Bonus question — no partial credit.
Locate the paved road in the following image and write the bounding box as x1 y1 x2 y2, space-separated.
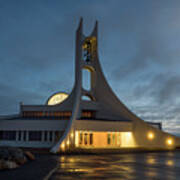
1 152 180 180
0 154 57 180
50 152 180 180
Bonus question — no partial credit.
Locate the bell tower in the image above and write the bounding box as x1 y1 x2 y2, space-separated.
74 18 98 103
51 18 134 153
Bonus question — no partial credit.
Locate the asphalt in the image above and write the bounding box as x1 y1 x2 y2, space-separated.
0 154 57 180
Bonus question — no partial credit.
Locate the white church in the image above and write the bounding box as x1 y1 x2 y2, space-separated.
0 19 180 153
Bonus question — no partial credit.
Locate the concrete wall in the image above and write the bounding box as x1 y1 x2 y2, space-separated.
74 119 132 132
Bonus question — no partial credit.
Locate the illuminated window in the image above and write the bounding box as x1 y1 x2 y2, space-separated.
75 131 79 147
117 132 121 145
112 133 116 145
107 133 111 145
90 133 93 145
84 133 88 145
82 37 97 62
47 92 68 106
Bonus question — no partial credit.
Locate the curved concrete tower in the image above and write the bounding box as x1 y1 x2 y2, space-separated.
50 18 180 153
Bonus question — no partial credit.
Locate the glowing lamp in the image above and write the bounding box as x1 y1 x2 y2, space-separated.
147 132 154 140
166 138 173 146
61 143 65 150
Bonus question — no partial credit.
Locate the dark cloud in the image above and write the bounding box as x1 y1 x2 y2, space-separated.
0 0 180 134
132 73 180 105
0 82 44 114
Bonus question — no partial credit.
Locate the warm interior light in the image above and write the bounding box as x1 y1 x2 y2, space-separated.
166 138 173 146
47 92 68 105
75 131 79 147
67 140 70 145
71 132 74 138
74 131 136 148
147 132 154 140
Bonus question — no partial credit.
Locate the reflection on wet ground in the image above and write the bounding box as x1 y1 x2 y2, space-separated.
50 151 180 180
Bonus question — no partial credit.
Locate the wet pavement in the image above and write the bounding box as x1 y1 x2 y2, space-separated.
50 151 180 180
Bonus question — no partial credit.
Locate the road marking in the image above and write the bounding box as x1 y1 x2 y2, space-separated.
43 165 58 180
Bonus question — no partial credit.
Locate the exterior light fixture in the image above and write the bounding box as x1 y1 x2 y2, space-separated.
61 142 65 150
147 132 154 140
166 138 173 146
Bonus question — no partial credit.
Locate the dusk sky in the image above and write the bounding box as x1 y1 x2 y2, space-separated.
0 0 180 135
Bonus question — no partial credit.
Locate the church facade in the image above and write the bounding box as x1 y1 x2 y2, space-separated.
0 19 180 153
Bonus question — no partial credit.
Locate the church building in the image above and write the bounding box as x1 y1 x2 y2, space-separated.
0 19 180 153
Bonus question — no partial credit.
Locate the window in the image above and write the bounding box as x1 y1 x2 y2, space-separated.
49 131 53 141
18 131 21 141
44 131 47 141
84 133 88 145
112 133 116 145
117 132 121 145
82 39 92 62
0 131 16 141
89 133 93 145
29 131 41 141
107 133 111 145
23 131 26 141
82 69 91 91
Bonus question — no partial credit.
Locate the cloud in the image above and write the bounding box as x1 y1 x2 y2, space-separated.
0 0 180 134
0 82 44 114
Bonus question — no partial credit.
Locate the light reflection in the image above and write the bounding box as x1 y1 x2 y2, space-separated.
56 153 178 180
60 156 65 162
60 142 65 151
69 158 75 163
147 158 156 165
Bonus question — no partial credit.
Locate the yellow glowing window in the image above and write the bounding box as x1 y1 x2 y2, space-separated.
47 92 68 106
117 132 121 145
89 133 93 145
112 133 116 145
84 133 88 145
107 133 111 145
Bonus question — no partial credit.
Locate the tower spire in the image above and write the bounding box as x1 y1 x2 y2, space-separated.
91 20 98 37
